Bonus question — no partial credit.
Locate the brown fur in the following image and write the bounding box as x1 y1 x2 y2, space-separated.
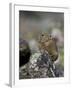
38 33 58 62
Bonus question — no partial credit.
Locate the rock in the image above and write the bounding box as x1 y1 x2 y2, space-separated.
29 39 40 53
19 52 64 79
19 39 31 67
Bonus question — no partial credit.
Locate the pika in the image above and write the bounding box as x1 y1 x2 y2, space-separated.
38 33 58 62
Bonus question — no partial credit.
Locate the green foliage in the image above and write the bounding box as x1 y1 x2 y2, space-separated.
60 48 64 67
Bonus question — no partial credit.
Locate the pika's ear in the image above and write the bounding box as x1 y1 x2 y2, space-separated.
38 34 41 43
49 34 51 37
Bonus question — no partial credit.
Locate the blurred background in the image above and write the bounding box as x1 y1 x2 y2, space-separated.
19 11 64 77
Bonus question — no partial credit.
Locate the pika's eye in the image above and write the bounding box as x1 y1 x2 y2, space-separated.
41 34 44 36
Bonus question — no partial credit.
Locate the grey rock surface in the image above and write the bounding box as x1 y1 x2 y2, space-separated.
19 52 64 79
